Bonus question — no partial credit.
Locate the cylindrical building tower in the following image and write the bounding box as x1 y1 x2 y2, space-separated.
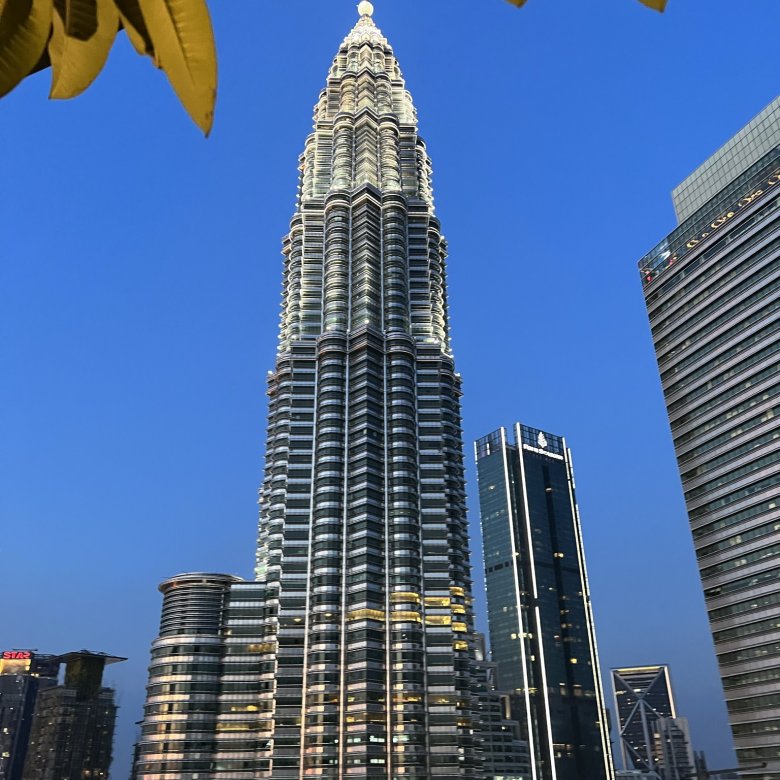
134 573 241 777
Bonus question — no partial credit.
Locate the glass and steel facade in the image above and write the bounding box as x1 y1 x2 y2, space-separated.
671 99 780 224
639 99 780 778
475 425 613 780
611 665 688 777
135 5 479 779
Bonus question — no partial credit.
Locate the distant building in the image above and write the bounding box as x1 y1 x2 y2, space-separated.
694 752 740 780
0 651 59 780
612 666 695 780
654 717 696 780
613 666 676 773
638 96 780 778
473 635 532 780
22 650 125 780
475 424 614 780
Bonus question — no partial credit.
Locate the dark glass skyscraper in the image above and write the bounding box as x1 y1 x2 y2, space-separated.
135 5 480 779
639 96 780 778
475 425 613 780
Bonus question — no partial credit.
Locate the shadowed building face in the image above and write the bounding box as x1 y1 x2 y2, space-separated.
475 425 614 780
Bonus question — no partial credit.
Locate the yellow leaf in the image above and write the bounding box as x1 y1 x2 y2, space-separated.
48 0 118 99
114 0 153 58
137 0 216 135
0 0 53 97
505 0 529 5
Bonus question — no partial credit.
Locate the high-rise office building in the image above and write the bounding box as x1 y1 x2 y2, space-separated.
0 651 59 780
21 650 124 780
135 4 480 779
639 97 780 778
612 663 696 780
653 718 696 780
612 665 676 775
475 425 613 780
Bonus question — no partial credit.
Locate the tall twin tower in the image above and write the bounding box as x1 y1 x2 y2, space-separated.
135 5 478 779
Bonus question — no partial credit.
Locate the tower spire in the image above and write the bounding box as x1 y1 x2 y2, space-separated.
134 9 479 780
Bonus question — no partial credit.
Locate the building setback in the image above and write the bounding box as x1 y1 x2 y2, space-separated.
475 424 613 780
134 4 480 779
638 96 780 778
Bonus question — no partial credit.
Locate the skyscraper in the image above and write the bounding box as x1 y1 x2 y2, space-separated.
0 651 59 780
21 651 124 780
474 425 613 780
653 717 696 780
639 97 780 779
134 4 479 778
612 665 695 780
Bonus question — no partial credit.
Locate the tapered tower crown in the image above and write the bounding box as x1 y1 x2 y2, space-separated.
279 6 448 351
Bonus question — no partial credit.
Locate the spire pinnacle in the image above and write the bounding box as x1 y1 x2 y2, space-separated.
357 1 374 17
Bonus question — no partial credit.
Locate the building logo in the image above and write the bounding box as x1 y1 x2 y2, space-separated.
0 651 34 676
537 431 548 449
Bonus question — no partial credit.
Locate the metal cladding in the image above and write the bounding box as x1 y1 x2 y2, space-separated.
136 574 241 777
612 665 677 774
639 98 780 779
135 7 479 780
221 8 477 778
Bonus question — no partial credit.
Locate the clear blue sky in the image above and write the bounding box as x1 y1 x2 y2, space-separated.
1 1 778 775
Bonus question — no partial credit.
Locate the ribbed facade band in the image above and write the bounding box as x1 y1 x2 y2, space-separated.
639 98 780 778
134 6 480 779
136 574 240 775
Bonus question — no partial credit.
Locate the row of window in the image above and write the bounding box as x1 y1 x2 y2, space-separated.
698 519 780 560
662 300 780 387
682 420 780 481
657 256 780 363
686 446 780 502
